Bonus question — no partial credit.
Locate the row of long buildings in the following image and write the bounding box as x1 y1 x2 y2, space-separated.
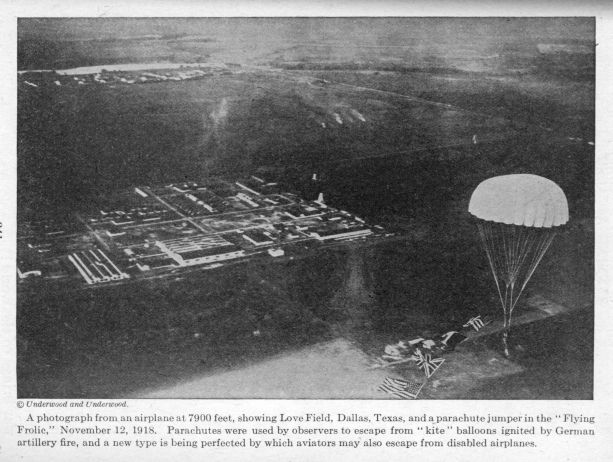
67 249 130 285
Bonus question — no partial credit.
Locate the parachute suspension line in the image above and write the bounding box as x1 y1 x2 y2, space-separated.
504 224 515 285
509 230 531 311
493 223 514 311
478 223 557 318
501 224 511 285
512 226 529 285
506 224 532 289
477 222 505 311
509 227 517 283
499 224 515 327
489 223 504 286
501 227 511 281
502 226 515 326
513 225 522 277
504 281 514 333
509 225 517 282
511 231 556 312
514 227 535 288
496 223 510 286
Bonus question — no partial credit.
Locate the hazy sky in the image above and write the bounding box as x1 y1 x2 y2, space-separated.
18 17 594 44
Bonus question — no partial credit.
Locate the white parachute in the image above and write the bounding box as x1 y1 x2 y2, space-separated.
469 174 569 356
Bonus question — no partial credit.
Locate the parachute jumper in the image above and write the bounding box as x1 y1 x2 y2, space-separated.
468 174 569 357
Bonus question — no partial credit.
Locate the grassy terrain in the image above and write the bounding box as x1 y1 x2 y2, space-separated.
18 71 514 214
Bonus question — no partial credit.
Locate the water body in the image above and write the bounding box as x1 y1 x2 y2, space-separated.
18 62 226 76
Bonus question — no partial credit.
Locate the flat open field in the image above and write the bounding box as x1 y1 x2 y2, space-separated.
18 70 516 215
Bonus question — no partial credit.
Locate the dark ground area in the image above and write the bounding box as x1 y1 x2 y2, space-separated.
16 18 594 398
466 310 594 399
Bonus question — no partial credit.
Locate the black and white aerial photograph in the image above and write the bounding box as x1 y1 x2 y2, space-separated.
16 17 594 399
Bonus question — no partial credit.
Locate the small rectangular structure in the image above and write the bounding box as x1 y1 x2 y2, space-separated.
17 268 42 279
242 229 274 246
135 254 177 271
235 192 259 208
235 181 262 196
310 226 373 241
171 181 207 193
285 204 325 219
134 187 148 198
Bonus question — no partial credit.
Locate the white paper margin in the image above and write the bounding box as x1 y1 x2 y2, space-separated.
1 1 612 461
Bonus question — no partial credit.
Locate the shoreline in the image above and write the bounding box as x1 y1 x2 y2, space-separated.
18 61 227 76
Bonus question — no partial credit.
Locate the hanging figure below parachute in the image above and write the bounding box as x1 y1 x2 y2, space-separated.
468 174 569 358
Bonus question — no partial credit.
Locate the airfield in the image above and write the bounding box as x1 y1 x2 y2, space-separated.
17 18 594 398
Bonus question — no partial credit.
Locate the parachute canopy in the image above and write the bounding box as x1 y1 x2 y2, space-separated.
468 174 569 356
468 174 569 228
